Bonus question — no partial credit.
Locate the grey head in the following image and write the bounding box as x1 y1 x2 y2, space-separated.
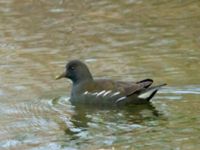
56 60 93 84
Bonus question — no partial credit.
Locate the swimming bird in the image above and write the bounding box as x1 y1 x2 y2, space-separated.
56 60 166 106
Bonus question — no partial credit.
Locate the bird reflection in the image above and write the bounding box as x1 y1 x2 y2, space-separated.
64 102 163 138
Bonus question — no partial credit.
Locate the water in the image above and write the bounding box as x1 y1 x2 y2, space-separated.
0 0 200 149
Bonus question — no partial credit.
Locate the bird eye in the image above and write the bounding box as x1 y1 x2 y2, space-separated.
69 66 75 71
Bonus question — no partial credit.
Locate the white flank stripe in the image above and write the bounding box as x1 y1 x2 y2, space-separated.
117 96 126 101
103 90 112 97
96 90 106 97
111 92 120 97
115 96 126 103
91 92 98 96
84 91 89 95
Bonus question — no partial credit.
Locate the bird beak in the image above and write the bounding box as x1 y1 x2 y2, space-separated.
55 72 66 80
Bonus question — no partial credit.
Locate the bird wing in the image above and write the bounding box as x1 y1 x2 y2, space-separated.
116 79 153 96
88 78 153 97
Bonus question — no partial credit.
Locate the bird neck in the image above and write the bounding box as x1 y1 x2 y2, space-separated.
72 72 93 85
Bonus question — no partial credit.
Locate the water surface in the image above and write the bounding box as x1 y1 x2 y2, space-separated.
0 0 200 149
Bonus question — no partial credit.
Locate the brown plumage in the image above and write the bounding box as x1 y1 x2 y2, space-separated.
56 60 166 106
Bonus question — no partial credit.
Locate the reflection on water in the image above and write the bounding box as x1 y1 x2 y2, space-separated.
0 0 200 149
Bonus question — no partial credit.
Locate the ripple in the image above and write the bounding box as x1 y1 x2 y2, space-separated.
162 86 200 95
0 139 20 148
0 96 76 142
49 8 65 13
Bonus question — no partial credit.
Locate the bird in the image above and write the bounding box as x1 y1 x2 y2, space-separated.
56 60 166 106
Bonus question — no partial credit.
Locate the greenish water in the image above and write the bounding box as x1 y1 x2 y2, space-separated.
0 0 200 149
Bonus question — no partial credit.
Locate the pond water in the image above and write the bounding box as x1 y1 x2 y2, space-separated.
0 0 200 149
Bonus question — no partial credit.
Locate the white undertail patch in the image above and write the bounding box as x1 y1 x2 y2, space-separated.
138 89 156 99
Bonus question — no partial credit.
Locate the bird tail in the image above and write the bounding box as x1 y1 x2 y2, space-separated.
138 83 167 101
